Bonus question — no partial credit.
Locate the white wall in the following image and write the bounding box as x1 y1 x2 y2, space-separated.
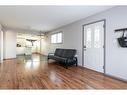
46 6 127 80
0 25 3 62
0 29 1 60
40 37 47 55
3 30 17 59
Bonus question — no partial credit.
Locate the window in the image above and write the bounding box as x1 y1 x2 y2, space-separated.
51 32 62 43
51 34 57 43
94 26 100 48
86 28 92 48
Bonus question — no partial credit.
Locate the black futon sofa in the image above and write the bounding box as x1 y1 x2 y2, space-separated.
47 48 78 68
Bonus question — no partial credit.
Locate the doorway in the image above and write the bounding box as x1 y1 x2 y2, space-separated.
83 20 105 73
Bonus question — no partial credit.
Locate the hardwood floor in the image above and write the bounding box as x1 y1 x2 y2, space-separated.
0 54 127 89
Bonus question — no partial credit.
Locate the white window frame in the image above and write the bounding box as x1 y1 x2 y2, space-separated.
51 32 63 44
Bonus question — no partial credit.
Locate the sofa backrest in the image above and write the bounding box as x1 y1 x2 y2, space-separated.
54 49 64 57
54 48 76 58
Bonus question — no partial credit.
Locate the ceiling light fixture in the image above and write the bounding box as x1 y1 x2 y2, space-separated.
26 39 37 46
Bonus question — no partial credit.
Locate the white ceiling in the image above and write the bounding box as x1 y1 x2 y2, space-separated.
0 6 114 33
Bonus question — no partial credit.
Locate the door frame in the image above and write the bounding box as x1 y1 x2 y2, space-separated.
82 19 106 74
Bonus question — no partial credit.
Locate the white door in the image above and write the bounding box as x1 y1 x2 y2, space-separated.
83 21 104 73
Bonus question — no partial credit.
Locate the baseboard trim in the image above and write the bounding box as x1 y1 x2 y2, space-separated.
32 52 41 54
4 58 16 60
105 73 127 83
79 66 127 83
78 66 104 75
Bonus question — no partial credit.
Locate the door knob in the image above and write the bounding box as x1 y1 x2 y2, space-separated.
84 45 86 48
84 45 86 51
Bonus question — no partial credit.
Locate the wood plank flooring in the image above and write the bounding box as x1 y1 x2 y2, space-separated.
0 54 127 89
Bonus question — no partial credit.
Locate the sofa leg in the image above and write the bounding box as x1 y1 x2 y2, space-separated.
75 58 78 67
65 64 68 69
76 62 78 67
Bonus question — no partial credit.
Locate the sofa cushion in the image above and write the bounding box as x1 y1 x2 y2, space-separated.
55 56 67 62
48 55 67 62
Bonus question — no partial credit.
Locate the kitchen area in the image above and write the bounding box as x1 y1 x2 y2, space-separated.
16 33 42 55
